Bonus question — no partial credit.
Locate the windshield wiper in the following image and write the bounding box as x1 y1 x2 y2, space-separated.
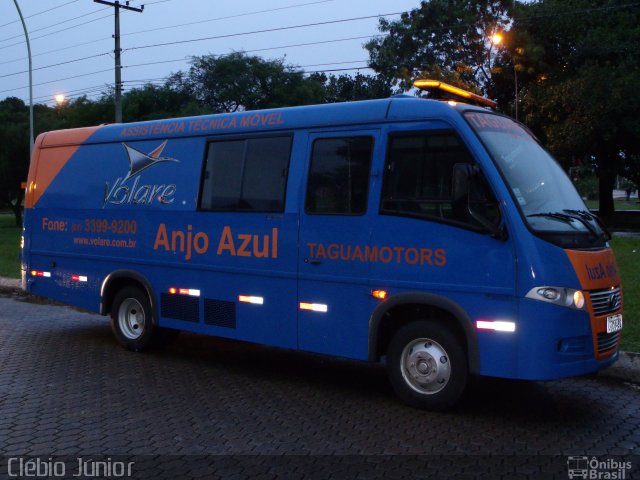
527 211 597 238
527 212 576 225
527 211 602 239
563 209 611 240
561 209 600 238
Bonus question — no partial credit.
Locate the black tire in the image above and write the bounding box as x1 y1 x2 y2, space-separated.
110 286 178 352
387 319 468 411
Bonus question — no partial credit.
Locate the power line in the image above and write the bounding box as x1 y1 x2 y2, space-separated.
0 37 112 67
124 11 406 52
0 68 113 95
0 0 337 51
120 0 337 38
239 35 378 56
0 13 112 52
35 85 108 103
34 84 108 102
7 2 639 105
0 34 383 97
40 59 372 101
0 0 338 65
0 7 111 43
0 52 111 79
0 11 394 82
0 0 82 29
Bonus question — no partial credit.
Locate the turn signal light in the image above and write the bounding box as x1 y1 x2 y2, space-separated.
31 270 51 277
372 290 388 300
169 287 200 297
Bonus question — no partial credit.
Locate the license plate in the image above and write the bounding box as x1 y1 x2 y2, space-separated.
606 314 623 334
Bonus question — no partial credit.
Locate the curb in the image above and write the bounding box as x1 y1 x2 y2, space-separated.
598 352 640 384
0 277 20 289
1 276 638 385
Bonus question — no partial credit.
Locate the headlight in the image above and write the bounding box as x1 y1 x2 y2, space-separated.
525 286 585 310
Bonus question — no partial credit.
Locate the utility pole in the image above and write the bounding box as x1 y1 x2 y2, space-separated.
94 0 143 123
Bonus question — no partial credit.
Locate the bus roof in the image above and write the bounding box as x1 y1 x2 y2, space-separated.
37 97 488 148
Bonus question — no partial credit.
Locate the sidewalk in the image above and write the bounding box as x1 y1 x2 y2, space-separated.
1 276 637 384
0 276 19 289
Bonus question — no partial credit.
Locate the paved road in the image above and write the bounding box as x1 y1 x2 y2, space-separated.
0 293 638 479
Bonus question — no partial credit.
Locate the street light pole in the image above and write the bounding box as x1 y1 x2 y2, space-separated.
12 0 33 155
514 63 518 121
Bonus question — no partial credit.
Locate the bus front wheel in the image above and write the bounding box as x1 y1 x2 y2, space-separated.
110 286 176 352
387 320 468 410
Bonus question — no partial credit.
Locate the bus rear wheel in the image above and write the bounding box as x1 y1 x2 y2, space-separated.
110 286 177 351
387 320 468 410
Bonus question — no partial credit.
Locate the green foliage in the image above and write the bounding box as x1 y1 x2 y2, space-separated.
0 214 21 278
622 154 640 194
510 0 640 219
573 174 599 201
122 83 199 121
173 52 325 113
314 72 393 103
611 237 640 352
365 0 513 93
0 98 30 226
364 0 640 220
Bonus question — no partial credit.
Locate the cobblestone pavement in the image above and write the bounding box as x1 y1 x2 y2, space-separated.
0 293 638 479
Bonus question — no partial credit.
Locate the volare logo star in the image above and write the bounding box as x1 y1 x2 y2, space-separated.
103 140 179 207
121 140 178 180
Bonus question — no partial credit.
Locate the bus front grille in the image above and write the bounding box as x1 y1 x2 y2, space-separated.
597 331 620 354
589 287 622 316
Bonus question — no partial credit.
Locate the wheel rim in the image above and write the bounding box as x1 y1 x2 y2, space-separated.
400 338 451 395
118 298 145 340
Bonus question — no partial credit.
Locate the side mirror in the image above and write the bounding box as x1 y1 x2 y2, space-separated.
452 163 507 240
451 163 474 202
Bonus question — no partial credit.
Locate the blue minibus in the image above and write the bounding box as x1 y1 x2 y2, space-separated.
22 81 623 409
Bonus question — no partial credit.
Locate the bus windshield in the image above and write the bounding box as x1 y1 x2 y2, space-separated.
464 111 607 247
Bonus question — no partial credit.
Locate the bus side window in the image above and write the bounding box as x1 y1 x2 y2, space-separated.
305 137 374 215
380 131 497 230
199 136 292 212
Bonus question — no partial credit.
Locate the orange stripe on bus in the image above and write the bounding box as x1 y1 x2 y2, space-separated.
565 248 620 291
25 126 100 208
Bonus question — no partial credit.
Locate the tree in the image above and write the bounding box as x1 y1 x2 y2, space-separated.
173 52 326 113
315 72 393 103
0 98 30 226
510 0 640 220
366 0 640 221
365 0 513 94
122 83 200 121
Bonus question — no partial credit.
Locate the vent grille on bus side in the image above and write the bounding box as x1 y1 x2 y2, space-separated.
589 287 622 316
597 331 620 354
204 299 236 329
160 293 199 322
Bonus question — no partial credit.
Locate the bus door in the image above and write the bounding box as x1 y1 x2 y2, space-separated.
297 130 381 359
372 125 517 362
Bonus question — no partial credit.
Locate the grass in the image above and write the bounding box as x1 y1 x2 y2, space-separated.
0 213 20 278
610 237 640 352
1 213 638 351
585 198 640 210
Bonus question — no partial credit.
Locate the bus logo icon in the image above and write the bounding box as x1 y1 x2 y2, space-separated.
567 456 589 479
103 141 179 207
122 140 178 180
